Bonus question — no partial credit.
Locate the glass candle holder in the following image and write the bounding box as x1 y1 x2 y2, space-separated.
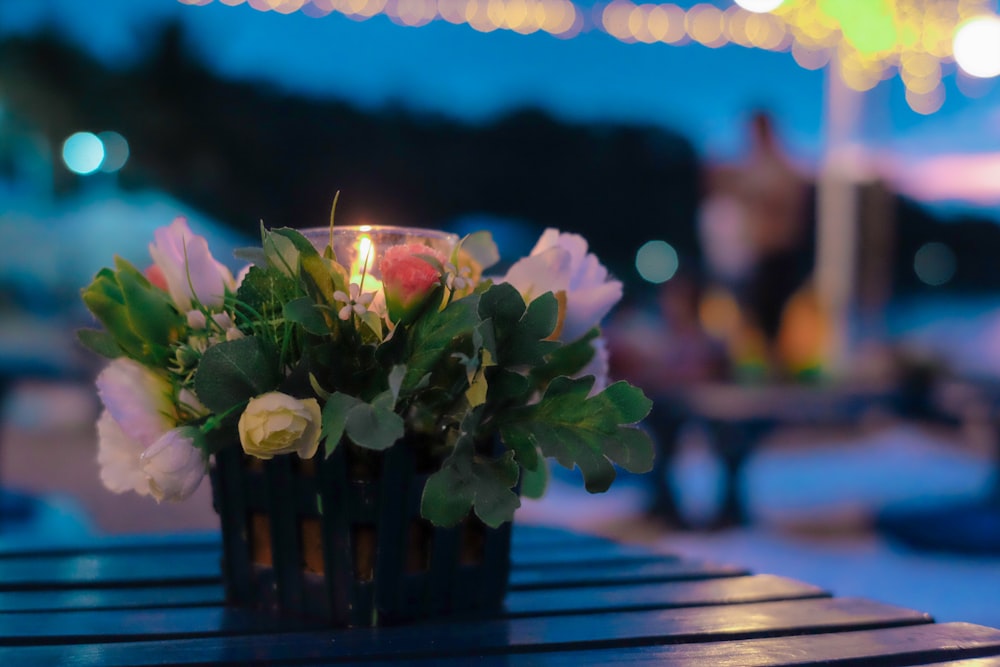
300 225 459 294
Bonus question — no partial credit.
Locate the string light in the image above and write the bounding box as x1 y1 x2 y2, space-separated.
180 0 999 114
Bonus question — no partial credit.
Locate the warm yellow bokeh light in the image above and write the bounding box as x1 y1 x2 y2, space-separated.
437 0 466 23
193 0 1000 116
954 15 1000 78
687 4 725 47
906 84 945 114
791 40 829 69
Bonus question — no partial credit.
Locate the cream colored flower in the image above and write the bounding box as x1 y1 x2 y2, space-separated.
238 392 322 460
140 427 206 502
149 217 235 311
502 228 622 342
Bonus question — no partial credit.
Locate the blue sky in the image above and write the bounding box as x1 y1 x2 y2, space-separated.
2 0 1000 199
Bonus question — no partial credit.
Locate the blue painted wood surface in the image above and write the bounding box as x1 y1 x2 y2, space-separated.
0 523 996 666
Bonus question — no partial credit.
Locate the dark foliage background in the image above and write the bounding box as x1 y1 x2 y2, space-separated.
2 23 999 297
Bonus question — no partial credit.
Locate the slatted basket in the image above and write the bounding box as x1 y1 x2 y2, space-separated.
209 437 514 627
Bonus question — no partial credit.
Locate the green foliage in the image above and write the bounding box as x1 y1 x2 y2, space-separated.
500 377 654 494
421 432 520 528
479 283 558 367
401 291 480 394
76 328 124 359
79 258 182 367
321 391 404 453
193 336 281 415
457 231 500 271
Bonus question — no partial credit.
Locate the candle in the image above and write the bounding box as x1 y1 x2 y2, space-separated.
300 224 459 297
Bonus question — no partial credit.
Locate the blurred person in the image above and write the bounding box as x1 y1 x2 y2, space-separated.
606 271 728 393
698 111 815 380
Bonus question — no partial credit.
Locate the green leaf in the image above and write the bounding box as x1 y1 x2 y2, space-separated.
81 271 147 360
478 284 558 368
505 291 559 366
532 328 598 383
113 257 181 349
387 365 406 404
520 456 549 499
261 226 301 277
499 421 539 470
371 389 395 412
458 231 500 271
270 227 321 256
233 246 266 266
402 292 481 393
601 381 655 425
499 376 654 494
321 392 357 458
284 297 329 335
76 328 124 359
601 427 655 475
300 253 347 308
359 310 384 342
488 368 531 405
193 336 280 414
477 283 525 341
344 401 404 451
420 440 520 527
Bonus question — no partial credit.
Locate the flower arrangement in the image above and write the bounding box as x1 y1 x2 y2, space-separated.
80 216 654 528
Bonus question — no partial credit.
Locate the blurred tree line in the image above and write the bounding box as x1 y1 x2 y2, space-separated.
0 25 698 288
2 24 999 297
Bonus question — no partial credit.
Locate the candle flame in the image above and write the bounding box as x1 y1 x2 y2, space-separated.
351 234 382 294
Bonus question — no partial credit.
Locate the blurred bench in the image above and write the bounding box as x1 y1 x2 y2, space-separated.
646 379 969 529
0 319 93 532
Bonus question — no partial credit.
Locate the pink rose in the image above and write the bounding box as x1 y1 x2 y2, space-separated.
380 243 446 323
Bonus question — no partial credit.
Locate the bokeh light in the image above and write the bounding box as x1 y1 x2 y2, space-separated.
97 131 129 173
635 240 679 284
62 132 105 175
734 0 783 14
913 241 957 286
193 0 1000 116
953 15 1000 78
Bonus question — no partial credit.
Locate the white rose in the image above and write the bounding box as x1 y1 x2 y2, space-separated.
95 358 177 496
96 410 151 496
96 358 175 451
141 427 206 502
149 217 235 311
502 228 623 342
238 392 322 460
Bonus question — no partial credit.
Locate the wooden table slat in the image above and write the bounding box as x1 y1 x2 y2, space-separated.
0 548 746 591
0 574 825 616
0 524 994 666
0 597 930 655
504 574 828 616
354 622 1000 667
0 523 604 559
4 620 982 667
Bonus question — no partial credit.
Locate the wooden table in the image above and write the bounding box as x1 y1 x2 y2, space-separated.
1 525 999 665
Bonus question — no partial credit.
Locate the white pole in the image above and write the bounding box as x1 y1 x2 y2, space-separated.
815 54 862 377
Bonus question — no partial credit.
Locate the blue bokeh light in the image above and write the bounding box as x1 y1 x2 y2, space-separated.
62 132 105 175
635 240 679 283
